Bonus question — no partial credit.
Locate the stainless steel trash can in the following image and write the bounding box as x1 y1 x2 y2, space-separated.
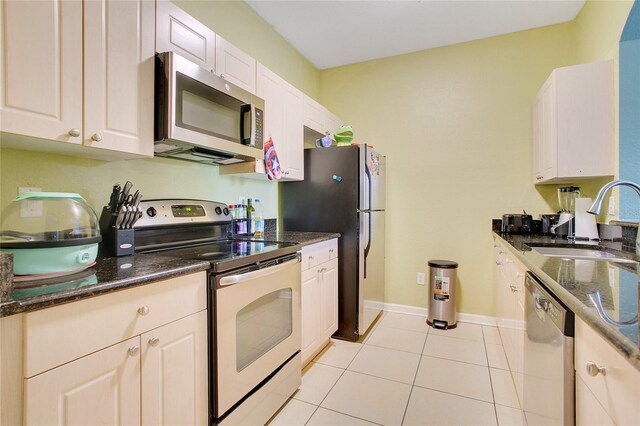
427 259 458 329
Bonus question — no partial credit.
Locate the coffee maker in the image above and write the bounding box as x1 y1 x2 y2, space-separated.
551 186 580 237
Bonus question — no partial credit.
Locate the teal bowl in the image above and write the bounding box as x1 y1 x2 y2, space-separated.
2 243 98 276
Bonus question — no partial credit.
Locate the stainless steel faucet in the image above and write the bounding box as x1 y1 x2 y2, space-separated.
587 179 640 252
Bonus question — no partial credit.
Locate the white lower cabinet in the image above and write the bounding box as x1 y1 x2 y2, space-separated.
21 272 208 426
25 337 141 425
301 239 339 366
493 240 526 407
574 317 640 426
141 311 208 426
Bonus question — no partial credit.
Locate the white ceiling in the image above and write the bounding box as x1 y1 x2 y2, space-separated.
246 0 586 70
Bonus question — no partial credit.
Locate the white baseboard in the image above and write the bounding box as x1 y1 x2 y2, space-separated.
382 302 497 327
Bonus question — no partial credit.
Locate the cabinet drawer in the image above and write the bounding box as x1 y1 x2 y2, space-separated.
575 317 640 425
24 272 206 378
301 239 338 270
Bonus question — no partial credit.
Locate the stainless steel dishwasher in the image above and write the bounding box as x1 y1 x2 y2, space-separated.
523 272 575 426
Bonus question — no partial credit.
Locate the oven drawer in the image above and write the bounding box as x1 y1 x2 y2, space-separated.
301 239 338 271
24 272 207 378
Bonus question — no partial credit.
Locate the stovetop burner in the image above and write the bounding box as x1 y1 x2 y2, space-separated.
148 239 299 272
132 199 299 272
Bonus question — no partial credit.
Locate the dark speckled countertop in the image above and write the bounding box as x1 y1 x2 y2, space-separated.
495 232 639 372
0 231 339 318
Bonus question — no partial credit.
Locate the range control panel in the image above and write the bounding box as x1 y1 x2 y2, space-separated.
134 199 231 228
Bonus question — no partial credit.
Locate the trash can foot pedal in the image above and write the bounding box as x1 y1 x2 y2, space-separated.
433 320 448 330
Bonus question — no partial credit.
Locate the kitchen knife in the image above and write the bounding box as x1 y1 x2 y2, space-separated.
118 181 133 208
108 184 121 213
115 205 127 229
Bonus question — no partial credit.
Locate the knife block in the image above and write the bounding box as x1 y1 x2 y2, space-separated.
100 227 135 257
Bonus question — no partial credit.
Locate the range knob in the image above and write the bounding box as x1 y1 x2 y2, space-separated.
215 207 222 215
223 208 229 216
146 207 157 217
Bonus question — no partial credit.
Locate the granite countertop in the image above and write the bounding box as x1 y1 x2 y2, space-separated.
0 231 340 318
256 231 340 246
494 232 639 372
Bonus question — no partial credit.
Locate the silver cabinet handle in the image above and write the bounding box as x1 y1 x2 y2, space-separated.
148 337 160 347
509 284 517 293
585 361 607 377
68 128 80 137
137 306 150 316
128 346 140 357
91 133 102 142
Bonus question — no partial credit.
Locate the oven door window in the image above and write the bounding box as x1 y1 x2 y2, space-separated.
236 288 293 372
175 72 249 143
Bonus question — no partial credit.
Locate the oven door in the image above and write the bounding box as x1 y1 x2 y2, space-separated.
213 254 301 418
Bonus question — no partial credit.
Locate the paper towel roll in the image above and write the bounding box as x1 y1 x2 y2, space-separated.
575 197 599 240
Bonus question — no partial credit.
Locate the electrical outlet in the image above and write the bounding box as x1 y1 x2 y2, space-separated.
607 196 616 215
18 186 42 218
417 272 425 285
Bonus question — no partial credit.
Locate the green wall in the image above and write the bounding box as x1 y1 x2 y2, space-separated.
319 0 633 316
0 1 321 218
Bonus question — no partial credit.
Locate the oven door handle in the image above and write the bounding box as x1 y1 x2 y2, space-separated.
219 257 301 287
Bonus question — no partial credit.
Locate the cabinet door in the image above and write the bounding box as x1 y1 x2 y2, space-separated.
303 95 326 134
24 337 141 425
320 259 339 340
576 376 615 426
257 63 284 157
539 78 557 181
216 35 257 94
301 268 321 366
83 0 154 156
142 311 208 426
0 0 82 143
325 111 343 137
282 82 304 180
156 0 216 72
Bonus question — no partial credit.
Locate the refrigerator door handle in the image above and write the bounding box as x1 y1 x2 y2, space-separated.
364 211 372 278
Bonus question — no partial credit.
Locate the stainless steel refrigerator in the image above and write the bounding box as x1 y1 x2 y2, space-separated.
282 145 385 341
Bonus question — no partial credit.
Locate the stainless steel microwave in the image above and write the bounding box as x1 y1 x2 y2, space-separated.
154 52 264 165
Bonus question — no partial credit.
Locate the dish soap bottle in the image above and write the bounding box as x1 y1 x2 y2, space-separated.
253 199 265 237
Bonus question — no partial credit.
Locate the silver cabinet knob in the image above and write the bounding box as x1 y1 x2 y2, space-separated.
509 284 517 293
495 260 503 265
220 74 226 79
128 346 140 357
90 133 102 142
585 361 607 377
148 337 160 347
309 256 314 260
68 128 80 137
329 249 334 254
137 306 150 316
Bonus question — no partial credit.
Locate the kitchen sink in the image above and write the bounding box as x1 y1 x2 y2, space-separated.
529 246 638 264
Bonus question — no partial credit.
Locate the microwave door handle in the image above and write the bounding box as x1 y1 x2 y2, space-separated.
239 103 252 145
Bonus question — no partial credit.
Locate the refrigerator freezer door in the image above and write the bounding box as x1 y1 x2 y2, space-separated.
359 210 385 335
360 146 386 211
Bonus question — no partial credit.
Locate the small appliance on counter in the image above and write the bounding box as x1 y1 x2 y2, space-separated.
552 186 580 237
0 193 101 277
540 214 561 235
502 214 533 234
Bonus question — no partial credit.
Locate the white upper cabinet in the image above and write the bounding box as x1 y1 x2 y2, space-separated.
255 63 304 181
84 0 154 156
215 35 257 94
303 95 327 134
0 0 154 158
325 111 344 138
532 60 614 184
0 0 83 144
282 82 304 180
156 0 216 72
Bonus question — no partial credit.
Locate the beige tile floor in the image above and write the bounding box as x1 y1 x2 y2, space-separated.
269 312 526 426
